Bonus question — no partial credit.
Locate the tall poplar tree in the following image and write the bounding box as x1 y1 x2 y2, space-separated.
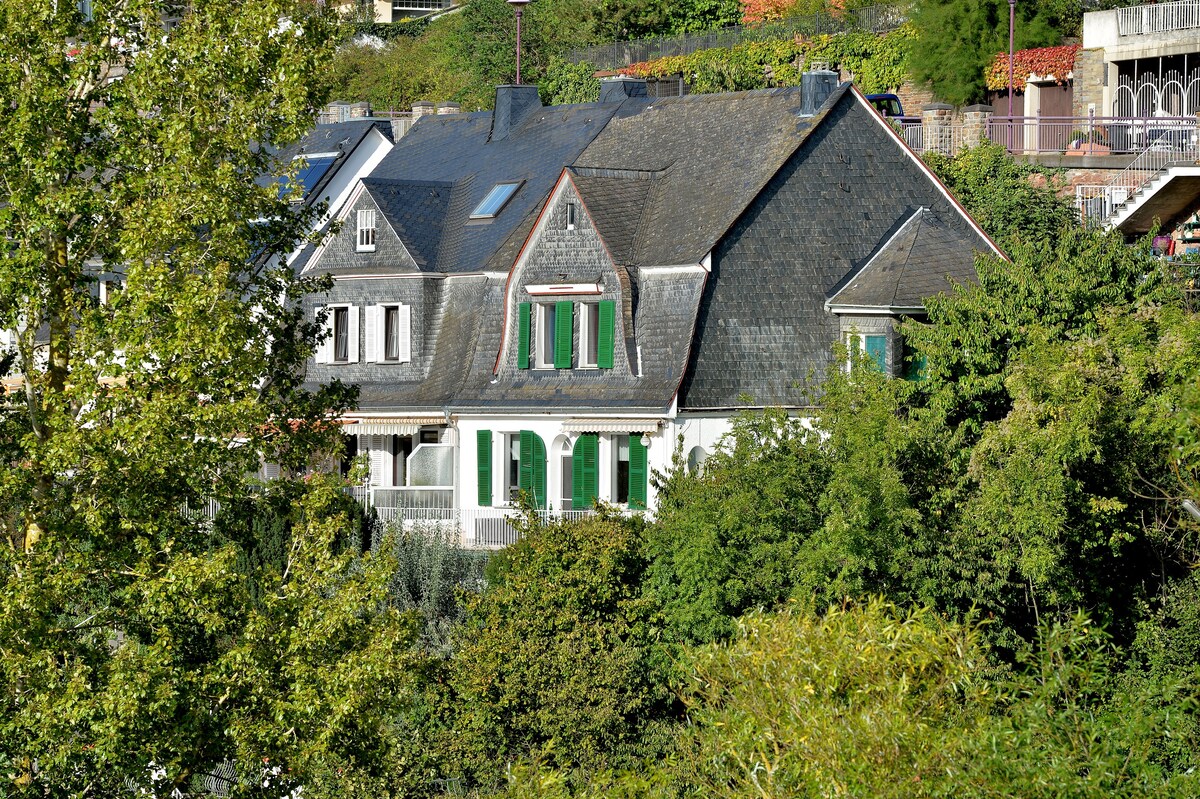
0 0 416 794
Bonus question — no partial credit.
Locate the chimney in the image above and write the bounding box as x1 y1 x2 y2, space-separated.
412 101 435 122
599 76 648 104
349 101 371 119
800 70 838 116
436 102 461 115
490 84 542 142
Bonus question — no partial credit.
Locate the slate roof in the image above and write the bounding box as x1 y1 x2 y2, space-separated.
826 208 980 310
274 120 392 209
676 89 999 410
308 82 999 415
362 103 623 273
361 178 455 269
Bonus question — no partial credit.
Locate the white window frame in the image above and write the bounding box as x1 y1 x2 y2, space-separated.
356 209 377 252
315 304 359 364
534 302 557 370
611 433 631 506
565 201 576 231
504 433 522 504
578 302 599 368
845 330 888 375
364 303 411 363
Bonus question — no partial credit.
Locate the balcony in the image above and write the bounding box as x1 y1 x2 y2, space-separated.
346 486 641 549
909 115 1198 157
1117 0 1200 36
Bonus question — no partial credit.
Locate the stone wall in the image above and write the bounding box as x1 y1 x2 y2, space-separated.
1073 48 1106 118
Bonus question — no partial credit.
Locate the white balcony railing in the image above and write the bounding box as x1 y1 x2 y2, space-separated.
1117 0 1200 36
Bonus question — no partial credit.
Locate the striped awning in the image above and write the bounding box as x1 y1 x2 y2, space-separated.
342 416 445 436
561 418 662 434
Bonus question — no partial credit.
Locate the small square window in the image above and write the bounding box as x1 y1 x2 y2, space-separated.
356 209 376 252
846 332 887 373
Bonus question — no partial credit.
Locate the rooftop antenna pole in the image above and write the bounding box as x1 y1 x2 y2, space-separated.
1008 0 1016 118
508 0 531 85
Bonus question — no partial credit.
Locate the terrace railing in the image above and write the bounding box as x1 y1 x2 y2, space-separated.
912 115 1197 157
1075 138 1200 225
1117 0 1200 36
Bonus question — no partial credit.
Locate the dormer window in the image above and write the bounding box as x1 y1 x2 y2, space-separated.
356 209 377 252
470 181 522 219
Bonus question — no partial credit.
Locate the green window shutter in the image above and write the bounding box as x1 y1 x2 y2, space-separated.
531 433 547 510
519 429 533 497
572 434 598 509
476 430 492 507
597 300 615 369
903 350 927 382
518 430 547 509
554 300 573 369
865 335 887 373
628 434 648 510
517 302 531 369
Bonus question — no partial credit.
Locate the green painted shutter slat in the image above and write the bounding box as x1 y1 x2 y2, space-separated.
628 434 647 510
531 433 547 509
554 300 573 369
517 302 531 369
572 437 585 509
865 335 887 373
476 430 492 507
517 430 547 509
571 434 598 509
597 300 615 369
519 430 533 498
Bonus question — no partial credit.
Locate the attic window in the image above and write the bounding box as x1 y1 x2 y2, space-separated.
470 181 522 219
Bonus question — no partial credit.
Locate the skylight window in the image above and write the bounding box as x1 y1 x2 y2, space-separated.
469 181 523 219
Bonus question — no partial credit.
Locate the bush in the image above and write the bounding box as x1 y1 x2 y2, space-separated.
441 510 678 790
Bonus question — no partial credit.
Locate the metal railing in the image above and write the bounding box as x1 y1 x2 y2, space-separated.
566 2 909 70
911 115 1198 157
1117 0 1200 36
1075 138 1200 225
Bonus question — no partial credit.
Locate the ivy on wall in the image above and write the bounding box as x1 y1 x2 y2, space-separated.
613 23 916 95
983 44 1079 91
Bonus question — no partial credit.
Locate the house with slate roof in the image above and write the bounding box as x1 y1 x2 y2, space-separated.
296 75 1001 547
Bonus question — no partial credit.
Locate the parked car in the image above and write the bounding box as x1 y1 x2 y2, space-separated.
865 93 917 123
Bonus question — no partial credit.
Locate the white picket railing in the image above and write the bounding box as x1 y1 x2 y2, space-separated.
1117 0 1200 36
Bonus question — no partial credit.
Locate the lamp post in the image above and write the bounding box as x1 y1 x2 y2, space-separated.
508 0 531 85
1008 0 1016 118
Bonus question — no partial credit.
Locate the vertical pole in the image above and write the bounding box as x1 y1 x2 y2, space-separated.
1008 0 1016 119
511 6 520 84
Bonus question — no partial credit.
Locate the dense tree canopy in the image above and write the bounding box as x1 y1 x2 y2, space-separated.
0 0 416 793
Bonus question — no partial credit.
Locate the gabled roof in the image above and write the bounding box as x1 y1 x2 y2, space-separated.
571 85 847 267
363 104 624 273
274 120 392 208
360 178 455 269
826 207 979 311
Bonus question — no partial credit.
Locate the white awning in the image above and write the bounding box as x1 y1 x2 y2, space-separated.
561 418 662 434
343 416 445 436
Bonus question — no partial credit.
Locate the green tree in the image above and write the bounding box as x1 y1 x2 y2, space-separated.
646 409 831 644
0 0 417 793
923 142 1077 250
909 0 1065 105
442 510 676 790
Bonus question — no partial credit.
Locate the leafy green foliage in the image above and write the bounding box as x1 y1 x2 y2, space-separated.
0 0 419 793
909 0 1067 105
539 57 603 105
442 510 677 789
646 409 830 644
923 142 1077 250
591 0 742 40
